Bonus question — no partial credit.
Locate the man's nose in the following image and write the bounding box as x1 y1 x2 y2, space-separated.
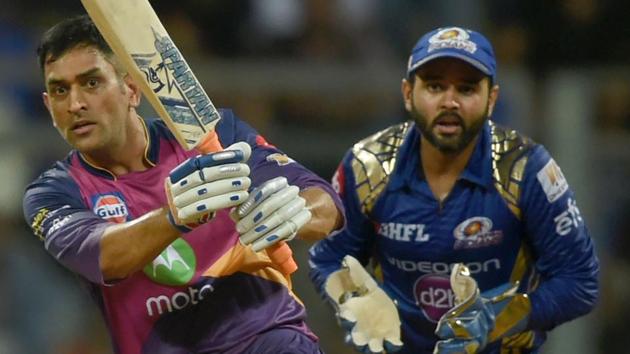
68 87 87 114
440 87 460 110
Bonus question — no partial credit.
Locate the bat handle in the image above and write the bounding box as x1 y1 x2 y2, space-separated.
197 131 298 275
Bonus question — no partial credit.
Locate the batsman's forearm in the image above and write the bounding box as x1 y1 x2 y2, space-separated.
298 187 343 242
100 207 180 281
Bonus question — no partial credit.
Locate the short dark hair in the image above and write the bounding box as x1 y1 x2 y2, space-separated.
37 14 114 73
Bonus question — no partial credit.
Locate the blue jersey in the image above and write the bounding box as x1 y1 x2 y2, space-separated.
309 121 599 353
23 110 338 354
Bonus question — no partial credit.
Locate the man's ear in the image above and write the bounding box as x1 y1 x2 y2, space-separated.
401 78 413 112
124 74 141 108
42 92 57 127
487 84 500 117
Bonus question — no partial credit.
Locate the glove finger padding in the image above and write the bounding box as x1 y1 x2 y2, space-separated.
169 163 250 196
235 176 312 251
325 255 403 354
249 209 311 252
239 197 306 244
165 142 252 232
172 177 251 208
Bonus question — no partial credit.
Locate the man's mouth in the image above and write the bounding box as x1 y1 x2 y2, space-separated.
434 115 463 135
71 121 96 135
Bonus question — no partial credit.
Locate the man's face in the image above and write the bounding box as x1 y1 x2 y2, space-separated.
402 57 498 154
42 46 139 154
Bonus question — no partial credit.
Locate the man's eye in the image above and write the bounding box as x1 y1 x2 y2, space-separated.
459 86 476 95
427 83 442 92
87 79 99 88
53 86 67 96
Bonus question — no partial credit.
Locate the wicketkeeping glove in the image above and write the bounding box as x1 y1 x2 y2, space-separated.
165 142 252 233
234 176 311 252
433 264 530 354
324 255 403 354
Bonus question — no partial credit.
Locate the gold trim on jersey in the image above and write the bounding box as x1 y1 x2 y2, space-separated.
351 122 412 214
489 121 533 219
139 117 157 167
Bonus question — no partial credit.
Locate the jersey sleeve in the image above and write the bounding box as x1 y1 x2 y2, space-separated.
216 109 341 207
23 165 110 284
520 145 599 330
308 151 378 295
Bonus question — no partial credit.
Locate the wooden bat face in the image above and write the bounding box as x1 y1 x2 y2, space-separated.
81 0 220 150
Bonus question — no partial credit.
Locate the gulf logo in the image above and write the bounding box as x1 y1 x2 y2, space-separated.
93 194 129 223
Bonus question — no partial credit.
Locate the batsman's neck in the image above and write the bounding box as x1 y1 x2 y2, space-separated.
81 113 151 176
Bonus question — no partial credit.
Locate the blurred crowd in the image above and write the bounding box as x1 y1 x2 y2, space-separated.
1 0 629 353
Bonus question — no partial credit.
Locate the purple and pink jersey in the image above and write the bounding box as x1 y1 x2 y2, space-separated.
23 110 339 354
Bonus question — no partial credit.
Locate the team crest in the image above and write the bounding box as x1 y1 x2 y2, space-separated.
453 217 502 249
92 193 130 224
428 27 477 54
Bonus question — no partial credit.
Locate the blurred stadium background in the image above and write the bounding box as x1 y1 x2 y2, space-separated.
1 0 629 353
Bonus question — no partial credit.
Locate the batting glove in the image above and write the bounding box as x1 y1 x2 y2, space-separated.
165 142 251 233
234 176 311 252
325 255 403 354
433 264 530 354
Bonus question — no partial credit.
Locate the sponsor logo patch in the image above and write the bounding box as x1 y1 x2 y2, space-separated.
266 153 295 166
453 217 503 249
31 208 50 240
91 193 129 223
377 222 430 242
143 238 196 286
413 274 454 322
554 198 583 236
32 205 73 240
537 159 568 203
145 283 214 317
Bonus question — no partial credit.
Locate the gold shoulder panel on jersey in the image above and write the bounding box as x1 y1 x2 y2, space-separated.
350 122 412 214
489 121 534 219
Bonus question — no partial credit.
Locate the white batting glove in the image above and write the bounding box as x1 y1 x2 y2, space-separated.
234 176 311 252
165 142 252 232
325 255 403 354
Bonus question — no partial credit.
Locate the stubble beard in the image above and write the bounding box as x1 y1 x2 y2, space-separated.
409 103 489 154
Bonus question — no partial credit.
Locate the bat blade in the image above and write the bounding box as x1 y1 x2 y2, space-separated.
80 0 219 150
81 0 298 275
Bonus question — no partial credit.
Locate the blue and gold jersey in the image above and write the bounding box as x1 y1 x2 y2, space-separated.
309 121 599 353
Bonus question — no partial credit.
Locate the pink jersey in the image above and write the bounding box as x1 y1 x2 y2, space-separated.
23 110 340 353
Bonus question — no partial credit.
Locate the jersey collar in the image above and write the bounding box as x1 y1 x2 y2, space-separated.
75 117 158 180
387 120 493 192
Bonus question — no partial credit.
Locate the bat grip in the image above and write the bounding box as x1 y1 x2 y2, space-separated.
197 131 298 275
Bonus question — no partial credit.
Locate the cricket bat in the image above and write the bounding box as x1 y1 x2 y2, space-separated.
80 0 297 275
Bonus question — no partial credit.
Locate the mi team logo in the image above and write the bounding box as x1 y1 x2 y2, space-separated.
92 193 129 223
428 27 477 54
453 217 503 249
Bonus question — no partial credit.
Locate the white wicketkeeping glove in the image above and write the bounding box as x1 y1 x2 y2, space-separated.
325 255 403 354
165 142 251 232
234 176 311 252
